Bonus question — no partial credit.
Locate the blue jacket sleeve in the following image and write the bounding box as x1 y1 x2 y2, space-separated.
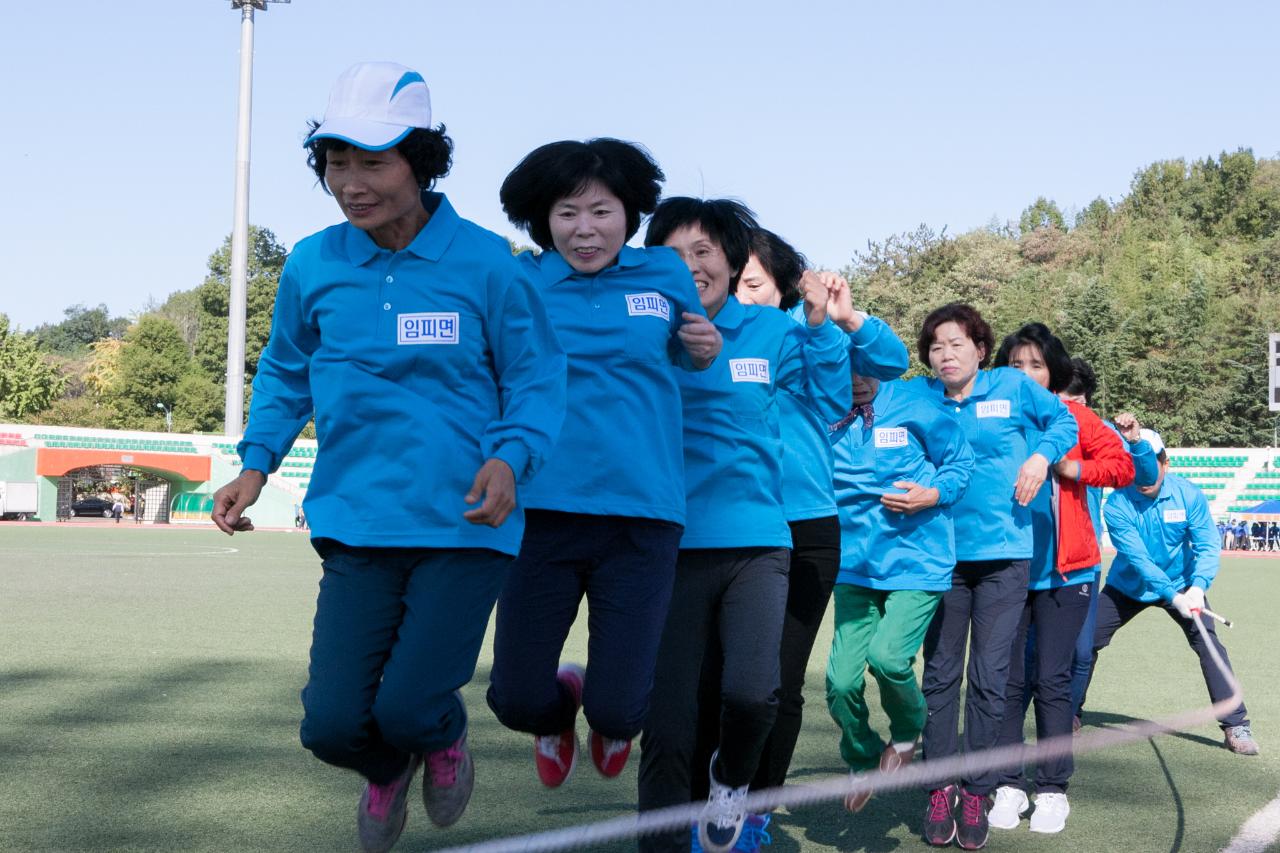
481 263 567 485
1103 496 1180 602
848 315 909 381
778 318 852 424
1019 376 1077 463
1186 490 1221 591
921 408 974 508
237 258 318 474
1128 439 1160 487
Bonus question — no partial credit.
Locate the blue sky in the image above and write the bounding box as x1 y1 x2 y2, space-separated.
4 0 1278 329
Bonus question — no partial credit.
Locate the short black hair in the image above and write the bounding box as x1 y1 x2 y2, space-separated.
644 198 758 287
992 322 1074 393
500 138 663 251
305 122 453 193
747 229 808 310
917 303 995 369
1063 357 1098 406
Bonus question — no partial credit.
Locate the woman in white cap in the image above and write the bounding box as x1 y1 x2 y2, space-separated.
211 61 566 853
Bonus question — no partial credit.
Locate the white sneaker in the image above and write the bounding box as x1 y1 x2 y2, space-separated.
1029 792 1070 833
697 752 749 853
988 785 1029 829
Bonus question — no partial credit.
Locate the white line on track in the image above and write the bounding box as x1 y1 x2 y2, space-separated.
103 547 241 557
1222 791 1280 853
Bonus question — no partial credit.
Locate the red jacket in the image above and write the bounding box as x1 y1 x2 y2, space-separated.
1056 400 1135 574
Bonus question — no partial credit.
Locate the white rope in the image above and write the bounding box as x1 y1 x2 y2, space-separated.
438 615 1243 853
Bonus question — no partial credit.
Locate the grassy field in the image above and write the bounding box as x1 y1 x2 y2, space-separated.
0 525 1276 852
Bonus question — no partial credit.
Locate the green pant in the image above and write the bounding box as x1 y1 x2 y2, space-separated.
825 584 942 771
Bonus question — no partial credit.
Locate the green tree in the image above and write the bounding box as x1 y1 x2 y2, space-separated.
114 316 191 428
193 226 287 383
34 303 128 354
0 314 66 418
1019 197 1066 234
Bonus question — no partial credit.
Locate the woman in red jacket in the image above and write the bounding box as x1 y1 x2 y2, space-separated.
986 323 1134 835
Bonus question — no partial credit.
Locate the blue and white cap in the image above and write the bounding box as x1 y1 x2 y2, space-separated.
306 62 432 151
1139 427 1166 456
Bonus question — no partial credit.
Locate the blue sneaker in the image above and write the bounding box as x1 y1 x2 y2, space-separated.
692 813 771 853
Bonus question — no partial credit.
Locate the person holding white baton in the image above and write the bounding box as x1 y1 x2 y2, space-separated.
1083 428 1259 756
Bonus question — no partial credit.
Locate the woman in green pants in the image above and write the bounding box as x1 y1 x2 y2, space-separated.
826 371 973 811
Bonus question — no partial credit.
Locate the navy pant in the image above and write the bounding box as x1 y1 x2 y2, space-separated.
1084 585 1248 728
996 582 1093 793
299 541 510 784
487 511 682 740
1070 578 1101 715
921 559 1029 796
638 547 790 853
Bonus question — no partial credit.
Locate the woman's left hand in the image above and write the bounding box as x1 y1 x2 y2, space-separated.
1014 453 1051 506
678 312 722 368
880 481 940 515
799 270 834 328
1054 458 1082 481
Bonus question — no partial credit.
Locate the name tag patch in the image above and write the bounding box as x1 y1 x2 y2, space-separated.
1164 509 1187 523
976 400 1011 418
874 427 909 448
398 313 459 345
626 292 671 321
729 358 771 384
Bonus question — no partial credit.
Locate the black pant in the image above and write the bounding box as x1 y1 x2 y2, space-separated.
487 511 682 740
1084 585 1248 728
921 559 1029 797
638 547 790 853
689 516 841 797
996 582 1093 793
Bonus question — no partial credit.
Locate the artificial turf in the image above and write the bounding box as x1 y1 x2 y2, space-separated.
1 525 1275 852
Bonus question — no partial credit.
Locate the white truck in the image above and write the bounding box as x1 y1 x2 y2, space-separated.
0 481 38 520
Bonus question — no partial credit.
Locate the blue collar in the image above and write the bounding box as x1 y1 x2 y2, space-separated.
711 295 746 330
538 244 648 285
344 191 457 266
926 367 994 402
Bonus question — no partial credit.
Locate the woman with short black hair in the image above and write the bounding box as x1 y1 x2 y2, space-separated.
639 200 852 853
987 326 1136 835
486 139 723 791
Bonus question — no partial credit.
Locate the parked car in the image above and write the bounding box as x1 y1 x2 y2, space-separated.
71 497 113 517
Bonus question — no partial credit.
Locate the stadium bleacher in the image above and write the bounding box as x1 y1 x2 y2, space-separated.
34 433 199 453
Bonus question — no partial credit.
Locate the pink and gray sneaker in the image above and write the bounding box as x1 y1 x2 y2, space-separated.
357 754 421 853
422 730 474 828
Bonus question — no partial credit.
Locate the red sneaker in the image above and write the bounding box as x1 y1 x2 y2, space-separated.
534 664 584 788
589 731 632 778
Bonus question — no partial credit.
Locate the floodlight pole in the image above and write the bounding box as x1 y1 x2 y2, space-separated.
223 0 288 437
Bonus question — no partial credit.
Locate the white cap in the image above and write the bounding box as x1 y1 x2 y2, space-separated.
1139 427 1165 456
305 62 432 151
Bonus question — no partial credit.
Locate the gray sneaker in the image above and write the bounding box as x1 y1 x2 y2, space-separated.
357 754 421 853
1224 724 1260 756
423 730 474 827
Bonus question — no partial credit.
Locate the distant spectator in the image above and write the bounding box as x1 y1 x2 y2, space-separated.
111 497 124 524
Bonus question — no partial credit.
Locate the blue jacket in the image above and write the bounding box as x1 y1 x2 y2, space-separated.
679 296 851 549
833 379 974 591
1027 425 1160 591
923 368 1078 562
1103 473 1220 603
239 193 566 554
517 245 706 524
780 308 909 521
